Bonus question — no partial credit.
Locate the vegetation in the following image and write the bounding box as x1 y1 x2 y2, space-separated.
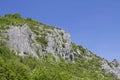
0 13 54 47
62 44 65 48
0 13 119 80
35 34 48 47
0 46 117 80
0 13 55 31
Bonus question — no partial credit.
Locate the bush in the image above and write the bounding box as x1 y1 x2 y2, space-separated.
4 13 21 19
35 35 48 47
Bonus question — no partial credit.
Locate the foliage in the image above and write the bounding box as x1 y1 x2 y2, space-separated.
0 46 30 80
62 44 65 48
0 13 119 80
0 46 117 80
35 34 48 47
0 39 6 46
60 32 64 36
4 13 21 19
72 43 78 52
0 13 56 32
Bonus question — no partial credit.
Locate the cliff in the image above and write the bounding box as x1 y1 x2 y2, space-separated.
0 13 120 80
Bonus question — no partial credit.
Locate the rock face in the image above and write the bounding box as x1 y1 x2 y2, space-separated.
1 18 120 79
4 24 74 61
45 29 74 61
6 25 38 58
1 14 120 80
101 59 120 78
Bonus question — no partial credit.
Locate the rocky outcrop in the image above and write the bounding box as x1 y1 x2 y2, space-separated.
101 59 120 78
1 20 120 79
45 29 74 61
1 14 120 80
6 25 38 58
2 24 74 61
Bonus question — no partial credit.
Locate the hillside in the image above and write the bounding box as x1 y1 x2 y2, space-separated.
0 13 120 80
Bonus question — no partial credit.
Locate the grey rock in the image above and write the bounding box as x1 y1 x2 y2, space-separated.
45 28 74 61
4 24 74 61
101 59 120 78
111 59 119 67
6 24 38 58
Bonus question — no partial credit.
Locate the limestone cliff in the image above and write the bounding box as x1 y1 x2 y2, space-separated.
1 24 74 62
101 59 120 78
0 13 120 79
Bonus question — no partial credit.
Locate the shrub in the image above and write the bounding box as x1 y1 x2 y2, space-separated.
35 35 48 47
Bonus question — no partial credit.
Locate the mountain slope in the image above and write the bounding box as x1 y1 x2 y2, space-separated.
0 13 74 62
0 13 119 80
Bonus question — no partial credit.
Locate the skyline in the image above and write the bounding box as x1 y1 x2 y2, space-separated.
0 0 120 61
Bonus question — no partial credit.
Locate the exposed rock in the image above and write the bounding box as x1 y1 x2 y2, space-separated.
1 21 120 79
6 24 38 58
1 14 120 79
3 24 74 61
45 28 74 61
111 59 119 67
101 59 120 78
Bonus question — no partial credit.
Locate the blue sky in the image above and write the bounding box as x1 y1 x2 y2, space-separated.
0 0 120 61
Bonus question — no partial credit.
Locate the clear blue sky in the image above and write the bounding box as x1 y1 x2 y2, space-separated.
0 0 120 61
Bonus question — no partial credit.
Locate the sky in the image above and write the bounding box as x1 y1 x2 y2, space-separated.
0 0 120 61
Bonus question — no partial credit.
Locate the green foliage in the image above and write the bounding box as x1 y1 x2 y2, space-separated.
4 13 21 19
72 43 91 56
62 44 65 48
0 46 117 80
35 34 48 47
0 13 118 80
0 39 6 46
60 32 64 36
0 46 31 80
0 46 16 61
78 45 86 53
0 13 55 31
0 13 60 48
0 60 30 80
43 25 54 30
72 43 78 52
